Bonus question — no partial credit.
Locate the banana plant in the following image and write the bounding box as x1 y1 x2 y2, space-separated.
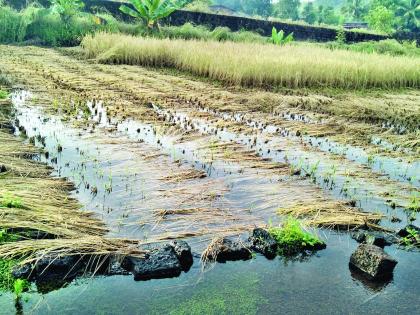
271 27 294 45
120 0 191 30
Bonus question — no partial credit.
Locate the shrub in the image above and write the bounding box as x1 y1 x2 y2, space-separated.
0 5 28 43
0 90 8 99
268 218 325 255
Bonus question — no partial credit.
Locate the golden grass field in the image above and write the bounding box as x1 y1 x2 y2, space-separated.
82 32 420 90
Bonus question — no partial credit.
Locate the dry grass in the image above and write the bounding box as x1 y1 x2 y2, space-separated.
277 201 387 231
82 33 420 90
0 237 146 265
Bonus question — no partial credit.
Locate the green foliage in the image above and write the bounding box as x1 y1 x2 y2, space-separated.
395 0 420 31
341 0 368 20
1 193 24 209
335 27 346 44
268 217 325 255
49 0 84 23
318 5 341 25
401 227 420 248
160 22 266 43
302 2 317 24
0 5 32 43
13 278 29 299
0 259 17 292
328 39 420 57
0 90 8 99
271 27 294 45
241 0 272 17
366 5 395 34
274 0 301 20
0 229 20 244
120 0 191 29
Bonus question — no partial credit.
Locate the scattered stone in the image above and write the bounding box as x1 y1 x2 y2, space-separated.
122 245 182 281
169 240 193 271
206 238 252 263
249 228 277 259
349 244 397 279
0 164 7 173
12 254 84 282
351 231 399 248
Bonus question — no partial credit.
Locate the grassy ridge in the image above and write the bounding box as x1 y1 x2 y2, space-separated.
82 33 420 90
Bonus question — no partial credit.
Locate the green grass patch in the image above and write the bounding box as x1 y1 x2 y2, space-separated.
1 193 24 209
327 39 420 58
268 218 325 255
0 90 8 100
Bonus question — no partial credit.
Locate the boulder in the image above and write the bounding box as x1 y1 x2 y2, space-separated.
12 254 84 282
122 245 182 281
349 244 397 280
351 231 399 248
205 238 252 263
169 240 193 271
249 228 278 259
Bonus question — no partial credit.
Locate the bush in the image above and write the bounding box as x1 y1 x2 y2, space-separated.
327 39 420 57
0 6 27 43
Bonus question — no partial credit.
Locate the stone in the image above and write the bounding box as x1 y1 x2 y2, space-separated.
169 240 193 271
122 245 182 281
397 225 420 238
349 244 398 279
249 228 277 259
12 254 84 282
206 238 252 263
351 231 399 248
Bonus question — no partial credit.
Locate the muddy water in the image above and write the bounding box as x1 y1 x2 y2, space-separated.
2 91 419 314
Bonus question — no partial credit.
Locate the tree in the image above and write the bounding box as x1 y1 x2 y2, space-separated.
302 2 317 24
341 0 368 20
120 0 191 30
395 0 419 31
366 5 395 33
274 0 301 20
241 0 272 17
49 0 84 23
318 5 340 25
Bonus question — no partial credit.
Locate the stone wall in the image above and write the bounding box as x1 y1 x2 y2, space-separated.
84 0 387 43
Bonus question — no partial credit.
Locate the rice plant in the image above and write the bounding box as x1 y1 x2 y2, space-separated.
82 33 420 90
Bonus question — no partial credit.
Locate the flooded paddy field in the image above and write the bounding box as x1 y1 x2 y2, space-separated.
0 45 419 314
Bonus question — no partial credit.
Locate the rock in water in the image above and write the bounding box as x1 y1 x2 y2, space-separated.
170 240 193 271
13 255 84 282
122 245 182 281
249 228 278 259
206 238 252 263
349 244 397 279
351 231 399 248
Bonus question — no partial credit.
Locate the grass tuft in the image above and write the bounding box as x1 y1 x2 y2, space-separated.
268 217 325 255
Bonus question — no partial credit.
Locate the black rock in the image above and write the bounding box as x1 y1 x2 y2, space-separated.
206 238 252 263
351 231 399 248
170 240 193 271
349 244 398 280
122 245 182 281
397 225 420 238
12 254 84 282
249 228 278 259
12 263 32 279
0 164 7 173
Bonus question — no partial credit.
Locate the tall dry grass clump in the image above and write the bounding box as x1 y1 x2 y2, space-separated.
82 33 420 89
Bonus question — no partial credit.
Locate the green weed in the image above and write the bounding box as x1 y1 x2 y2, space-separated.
0 90 8 99
1 193 24 209
268 217 325 255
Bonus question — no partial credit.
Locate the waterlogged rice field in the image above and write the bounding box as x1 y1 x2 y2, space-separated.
0 45 419 314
